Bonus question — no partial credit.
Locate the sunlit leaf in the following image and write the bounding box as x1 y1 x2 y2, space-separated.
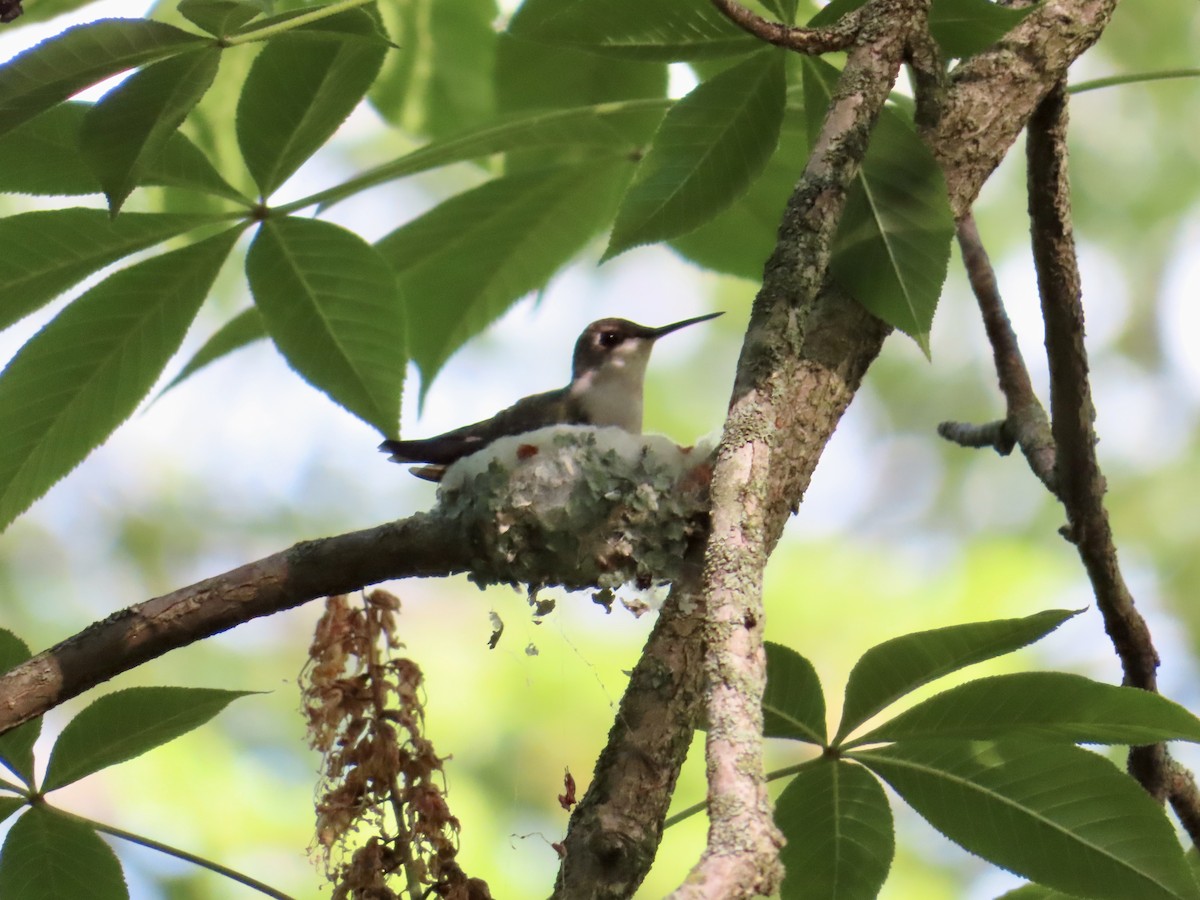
763 641 826 744
760 0 800 24
375 160 633 394
43 686 253 790
857 740 1200 900
834 608 1079 743
314 100 669 212
81 48 222 214
371 0 497 139
851 672 1200 747
246 217 405 434
235 10 388 197
776 758 894 900
508 0 759 60
0 808 127 899
0 209 215 331
0 102 247 201
998 882 1112 899
930 0 1037 59
669 105 806 280
177 0 263 37
157 307 266 399
0 18 206 138
0 631 39 786
496 15 667 171
0 228 241 532
803 57 954 354
605 49 786 259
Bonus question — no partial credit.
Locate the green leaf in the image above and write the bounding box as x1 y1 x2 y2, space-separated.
508 0 760 60
763 642 826 744
315 100 670 212
0 102 248 201
81 48 222 214
157 307 266 399
0 209 215 332
776 758 893 900
371 0 497 139
856 740 1200 900
996 884 1087 899
833 107 954 353
851 672 1200 748
235 11 389 197
0 18 207 139
669 104 806 280
229 3 393 41
496 20 667 171
605 49 786 259
929 0 1038 59
42 686 253 791
0 632 39 786
0 228 241 532
177 0 264 37
760 0 801 24
802 58 954 353
0 0 103 28
0 797 25 826
0 808 127 899
246 218 405 434
375 161 633 393
834 609 1080 744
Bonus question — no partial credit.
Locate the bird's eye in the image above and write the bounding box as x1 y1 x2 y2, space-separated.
598 331 622 348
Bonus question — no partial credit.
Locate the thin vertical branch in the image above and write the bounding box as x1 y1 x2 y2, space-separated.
1027 82 1200 836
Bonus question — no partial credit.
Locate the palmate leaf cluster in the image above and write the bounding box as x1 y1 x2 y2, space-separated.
0 631 251 899
0 0 1038 534
764 610 1200 900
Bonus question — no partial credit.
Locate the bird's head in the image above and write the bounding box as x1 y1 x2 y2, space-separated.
570 312 722 383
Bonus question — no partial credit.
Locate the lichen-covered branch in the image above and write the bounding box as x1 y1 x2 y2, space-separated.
928 0 1120 215
553 555 706 899
672 3 921 895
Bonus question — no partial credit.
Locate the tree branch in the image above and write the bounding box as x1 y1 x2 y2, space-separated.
938 214 1057 489
670 2 922 895
1026 83 1200 836
709 0 862 54
553 549 706 899
0 513 468 735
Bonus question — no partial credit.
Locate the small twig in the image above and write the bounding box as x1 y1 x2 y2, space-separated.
935 418 1014 454
1028 81 1200 839
939 214 1057 489
709 0 861 54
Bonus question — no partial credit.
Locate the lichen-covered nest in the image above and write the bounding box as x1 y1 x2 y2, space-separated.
434 426 714 592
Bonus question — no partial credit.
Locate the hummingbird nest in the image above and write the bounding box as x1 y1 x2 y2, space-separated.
433 425 714 594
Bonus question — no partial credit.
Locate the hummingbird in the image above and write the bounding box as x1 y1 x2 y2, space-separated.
380 312 722 481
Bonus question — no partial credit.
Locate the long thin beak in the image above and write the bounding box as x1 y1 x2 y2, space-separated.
649 311 723 340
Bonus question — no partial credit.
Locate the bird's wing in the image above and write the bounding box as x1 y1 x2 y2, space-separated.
379 388 582 465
